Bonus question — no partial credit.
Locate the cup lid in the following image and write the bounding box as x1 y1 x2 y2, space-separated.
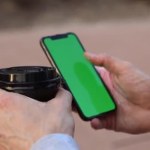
0 66 57 84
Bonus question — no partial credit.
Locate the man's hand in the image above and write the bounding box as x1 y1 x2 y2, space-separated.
85 52 150 134
0 88 74 150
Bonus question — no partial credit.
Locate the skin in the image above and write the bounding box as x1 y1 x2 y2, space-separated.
0 88 74 150
0 52 150 149
85 52 150 134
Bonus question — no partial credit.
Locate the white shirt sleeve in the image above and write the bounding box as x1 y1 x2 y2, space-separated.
30 134 80 150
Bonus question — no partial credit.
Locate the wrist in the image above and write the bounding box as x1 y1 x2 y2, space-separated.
144 79 150 109
137 109 150 133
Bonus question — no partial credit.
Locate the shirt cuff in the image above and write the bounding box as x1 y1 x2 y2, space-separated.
30 134 80 150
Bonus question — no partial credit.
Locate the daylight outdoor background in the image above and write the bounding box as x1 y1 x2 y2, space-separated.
0 0 150 150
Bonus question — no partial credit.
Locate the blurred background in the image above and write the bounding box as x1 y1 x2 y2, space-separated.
0 0 150 150
0 0 150 28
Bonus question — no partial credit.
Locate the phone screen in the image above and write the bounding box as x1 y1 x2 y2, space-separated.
41 33 116 119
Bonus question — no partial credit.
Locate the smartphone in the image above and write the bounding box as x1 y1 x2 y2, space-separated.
40 32 116 120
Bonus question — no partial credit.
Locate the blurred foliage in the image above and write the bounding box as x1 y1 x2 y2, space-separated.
0 0 150 29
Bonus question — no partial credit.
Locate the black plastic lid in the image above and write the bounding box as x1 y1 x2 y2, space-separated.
0 66 56 84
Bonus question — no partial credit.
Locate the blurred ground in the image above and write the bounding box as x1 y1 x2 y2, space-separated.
0 1 150 150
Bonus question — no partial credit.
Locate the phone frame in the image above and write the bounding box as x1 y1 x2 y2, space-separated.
40 32 116 120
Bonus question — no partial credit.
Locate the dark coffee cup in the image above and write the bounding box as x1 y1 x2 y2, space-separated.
0 66 61 102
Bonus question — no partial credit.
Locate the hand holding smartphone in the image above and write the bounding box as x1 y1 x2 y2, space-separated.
40 32 116 120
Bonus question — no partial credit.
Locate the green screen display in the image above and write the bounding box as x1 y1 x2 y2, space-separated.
42 33 116 119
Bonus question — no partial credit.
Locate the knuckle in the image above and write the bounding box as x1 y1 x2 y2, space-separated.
123 61 133 68
101 53 111 60
65 90 72 99
61 88 72 100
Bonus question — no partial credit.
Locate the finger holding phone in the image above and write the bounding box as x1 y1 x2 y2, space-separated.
85 52 150 134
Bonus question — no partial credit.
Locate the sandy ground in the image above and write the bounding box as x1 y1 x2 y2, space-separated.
0 20 150 150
